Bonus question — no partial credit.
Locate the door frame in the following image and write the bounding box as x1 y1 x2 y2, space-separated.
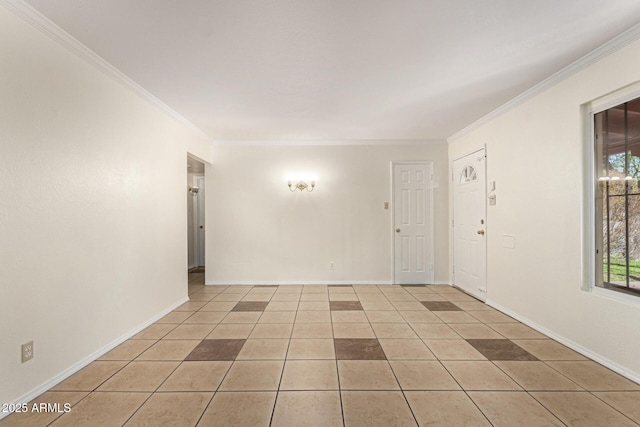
450 146 488 298
390 160 435 285
187 152 207 274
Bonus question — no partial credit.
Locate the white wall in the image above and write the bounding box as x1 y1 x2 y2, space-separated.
206 143 449 284
448 38 640 379
0 6 211 407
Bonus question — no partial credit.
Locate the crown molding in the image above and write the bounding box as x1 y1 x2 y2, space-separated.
212 139 446 146
1 0 209 139
447 22 640 143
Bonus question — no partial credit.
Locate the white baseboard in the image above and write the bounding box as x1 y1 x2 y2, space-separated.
0 296 189 420
206 280 393 286
487 299 640 385
206 280 451 286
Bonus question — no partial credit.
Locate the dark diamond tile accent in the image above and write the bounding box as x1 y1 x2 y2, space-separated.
466 339 538 361
330 301 363 311
421 301 462 311
185 339 246 361
328 284 353 287
231 302 269 312
334 339 386 360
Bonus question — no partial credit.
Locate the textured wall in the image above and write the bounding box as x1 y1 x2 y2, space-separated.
206 143 449 284
449 38 640 380
0 7 211 406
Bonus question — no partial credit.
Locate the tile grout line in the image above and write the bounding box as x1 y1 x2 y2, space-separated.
188 284 242 426
437 358 503 427
127 291 230 426
436 293 571 426
176 291 233 425
111 329 192 426
381 288 420 426
330 287 347 427
414 292 504 426
43 391 92 426
18 281 640 425
524 366 640 427
524 392 571 427
559 389 640 425
268 285 300 427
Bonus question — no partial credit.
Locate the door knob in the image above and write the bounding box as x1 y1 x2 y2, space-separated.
477 230 485 235
396 228 401 233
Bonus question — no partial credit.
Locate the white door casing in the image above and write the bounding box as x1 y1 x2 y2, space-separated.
452 149 487 300
393 162 434 285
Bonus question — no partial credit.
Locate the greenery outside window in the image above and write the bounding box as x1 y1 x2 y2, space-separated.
594 96 640 294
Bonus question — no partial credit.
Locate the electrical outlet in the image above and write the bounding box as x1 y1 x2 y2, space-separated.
22 341 34 363
329 262 335 270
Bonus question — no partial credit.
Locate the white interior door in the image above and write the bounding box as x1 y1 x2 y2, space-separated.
452 149 487 300
195 176 205 267
393 162 434 284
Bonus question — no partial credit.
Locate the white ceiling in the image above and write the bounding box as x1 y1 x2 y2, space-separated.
23 0 640 141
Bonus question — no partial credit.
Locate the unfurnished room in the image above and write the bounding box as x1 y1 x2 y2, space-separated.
2 0 640 425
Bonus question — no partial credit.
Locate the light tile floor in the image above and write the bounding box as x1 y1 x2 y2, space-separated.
3 277 640 426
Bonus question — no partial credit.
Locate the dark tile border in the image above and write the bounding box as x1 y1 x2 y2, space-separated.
185 339 246 361
421 301 462 311
466 339 538 361
231 301 269 312
330 301 363 311
334 338 387 360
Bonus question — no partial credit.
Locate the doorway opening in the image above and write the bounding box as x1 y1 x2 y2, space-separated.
187 155 205 288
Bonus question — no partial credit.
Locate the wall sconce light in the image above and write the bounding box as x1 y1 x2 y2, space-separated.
288 180 316 192
188 186 199 196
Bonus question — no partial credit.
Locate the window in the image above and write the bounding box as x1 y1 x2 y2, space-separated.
459 165 477 184
594 96 640 294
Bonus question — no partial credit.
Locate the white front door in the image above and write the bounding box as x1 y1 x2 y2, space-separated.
393 162 434 284
452 149 487 300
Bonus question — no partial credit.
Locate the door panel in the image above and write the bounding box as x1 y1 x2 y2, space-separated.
393 162 434 284
452 150 487 300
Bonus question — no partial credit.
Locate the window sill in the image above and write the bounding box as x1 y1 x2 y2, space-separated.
591 285 640 307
